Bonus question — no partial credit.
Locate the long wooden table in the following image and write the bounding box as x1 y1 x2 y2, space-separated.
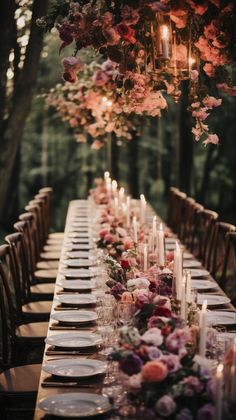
34 199 236 420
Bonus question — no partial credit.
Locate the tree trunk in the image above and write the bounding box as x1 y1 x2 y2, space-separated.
0 0 48 226
179 80 193 194
127 131 139 198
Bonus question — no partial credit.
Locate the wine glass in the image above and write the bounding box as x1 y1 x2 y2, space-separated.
117 302 135 327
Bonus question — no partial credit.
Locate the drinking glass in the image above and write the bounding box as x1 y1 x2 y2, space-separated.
117 302 135 327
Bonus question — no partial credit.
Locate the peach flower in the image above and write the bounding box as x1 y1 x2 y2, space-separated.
121 291 133 303
141 360 168 382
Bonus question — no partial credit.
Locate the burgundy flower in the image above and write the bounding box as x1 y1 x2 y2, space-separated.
62 71 77 83
119 353 143 375
154 306 172 318
121 259 130 270
116 23 136 44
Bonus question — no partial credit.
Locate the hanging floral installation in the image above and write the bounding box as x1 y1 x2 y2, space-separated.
39 0 236 146
44 56 167 148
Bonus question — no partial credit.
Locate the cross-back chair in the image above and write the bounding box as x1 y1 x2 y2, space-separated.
209 221 236 280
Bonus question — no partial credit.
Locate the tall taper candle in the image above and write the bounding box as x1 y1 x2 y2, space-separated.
158 223 165 267
143 244 148 272
199 299 207 357
174 242 182 300
126 196 131 228
215 363 223 420
133 216 138 244
140 194 146 224
186 271 191 304
180 275 186 321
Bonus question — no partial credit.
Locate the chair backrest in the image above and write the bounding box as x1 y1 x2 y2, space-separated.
210 222 236 279
220 232 236 304
198 210 218 268
25 202 44 252
14 220 35 284
19 211 39 269
28 198 47 246
167 187 180 230
181 197 196 245
187 203 204 254
5 232 32 309
170 190 187 236
0 244 18 367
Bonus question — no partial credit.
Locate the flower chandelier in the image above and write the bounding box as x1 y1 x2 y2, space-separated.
39 0 236 146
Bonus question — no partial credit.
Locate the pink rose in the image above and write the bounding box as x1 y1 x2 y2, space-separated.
141 360 168 382
61 56 84 72
99 228 109 239
203 63 215 77
141 327 163 347
104 233 115 243
123 236 134 250
103 27 121 46
203 96 222 108
155 395 176 417
92 70 110 86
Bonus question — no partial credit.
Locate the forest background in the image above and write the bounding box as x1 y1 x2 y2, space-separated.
0 0 236 241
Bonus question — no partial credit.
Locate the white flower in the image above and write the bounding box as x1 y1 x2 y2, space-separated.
141 327 163 346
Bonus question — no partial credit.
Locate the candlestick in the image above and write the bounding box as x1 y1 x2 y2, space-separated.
140 194 146 224
215 363 223 420
143 244 148 272
180 275 186 321
161 25 169 60
133 216 138 244
186 271 191 304
198 299 207 357
174 242 182 300
157 223 165 267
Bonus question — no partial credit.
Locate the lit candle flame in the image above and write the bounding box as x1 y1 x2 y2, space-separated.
140 194 146 202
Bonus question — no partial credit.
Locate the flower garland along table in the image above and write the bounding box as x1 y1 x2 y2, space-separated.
34 181 236 420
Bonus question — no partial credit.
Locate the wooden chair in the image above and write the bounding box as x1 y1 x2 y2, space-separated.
4 233 52 322
14 221 54 300
193 209 219 266
167 187 180 232
209 222 236 280
185 202 204 254
219 232 236 306
181 197 196 245
169 189 187 237
0 246 44 419
38 187 64 242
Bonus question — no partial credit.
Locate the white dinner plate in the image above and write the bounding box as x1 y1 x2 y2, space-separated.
60 269 93 278
51 310 98 324
191 280 218 290
57 294 97 306
62 259 95 268
42 359 107 378
58 279 95 291
206 311 236 326
190 268 210 278
68 231 90 238
65 251 90 259
197 294 231 306
183 260 202 268
67 235 90 243
165 237 177 244
64 243 92 251
183 252 195 260
69 227 89 233
45 332 102 348
38 393 111 418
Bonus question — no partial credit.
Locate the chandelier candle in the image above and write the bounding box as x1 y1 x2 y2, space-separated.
157 223 165 266
161 25 169 60
199 300 208 357
215 363 223 420
174 242 182 300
